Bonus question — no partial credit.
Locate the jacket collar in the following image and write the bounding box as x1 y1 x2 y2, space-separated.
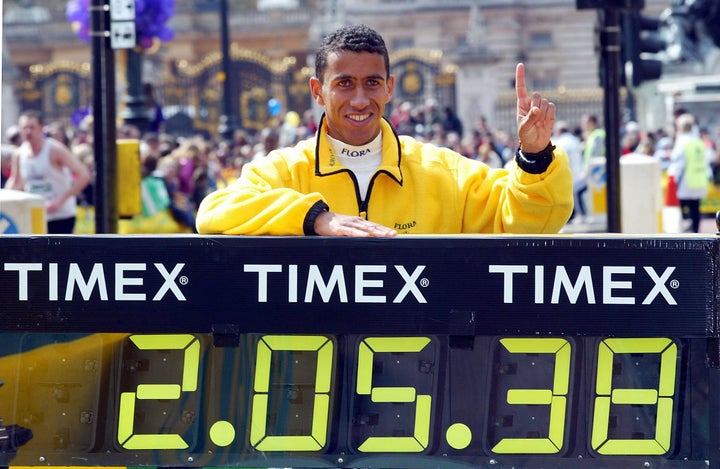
315 114 403 184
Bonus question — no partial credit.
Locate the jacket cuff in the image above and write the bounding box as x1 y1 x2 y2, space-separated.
303 200 329 235
515 143 556 174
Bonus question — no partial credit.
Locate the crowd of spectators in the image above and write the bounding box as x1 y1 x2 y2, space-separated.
2 102 719 234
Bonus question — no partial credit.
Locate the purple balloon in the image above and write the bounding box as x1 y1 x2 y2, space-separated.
139 36 154 49
157 25 174 41
71 107 91 128
66 0 90 42
66 0 175 47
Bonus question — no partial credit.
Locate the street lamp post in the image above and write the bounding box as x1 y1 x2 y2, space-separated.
69 0 175 232
217 0 239 141
120 48 149 134
91 0 118 234
600 7 623 233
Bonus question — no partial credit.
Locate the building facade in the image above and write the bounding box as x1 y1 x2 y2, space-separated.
1 0 700 139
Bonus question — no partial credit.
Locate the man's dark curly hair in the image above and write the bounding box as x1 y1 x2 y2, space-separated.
315 24 390 82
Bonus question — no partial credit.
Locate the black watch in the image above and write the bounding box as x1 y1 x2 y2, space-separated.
515 143 556 174
303 201 330 235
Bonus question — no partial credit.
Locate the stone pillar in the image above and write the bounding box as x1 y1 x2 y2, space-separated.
452 47 500 137
1 42 20 136
450 1 500 136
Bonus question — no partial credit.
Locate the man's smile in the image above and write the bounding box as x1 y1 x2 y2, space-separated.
348 113 371 122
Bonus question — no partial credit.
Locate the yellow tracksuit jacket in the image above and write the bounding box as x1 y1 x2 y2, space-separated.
196 119 573 235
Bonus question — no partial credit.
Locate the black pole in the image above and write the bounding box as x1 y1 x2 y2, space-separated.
120 48 149 134
217 0 238 141
91 0 118 234
600 8 622 233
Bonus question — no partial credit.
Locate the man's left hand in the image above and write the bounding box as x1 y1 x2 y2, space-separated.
515 63 556 153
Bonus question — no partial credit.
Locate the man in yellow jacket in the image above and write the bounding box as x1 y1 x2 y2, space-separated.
196 24 573 237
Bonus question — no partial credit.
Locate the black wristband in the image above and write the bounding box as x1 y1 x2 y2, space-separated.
515 143 556 174
303 200 329 235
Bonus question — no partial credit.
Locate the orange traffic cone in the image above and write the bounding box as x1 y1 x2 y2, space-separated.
662 175 683 233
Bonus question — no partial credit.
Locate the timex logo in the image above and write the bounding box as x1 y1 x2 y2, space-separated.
3 262 187 301
488 264 678 305
244 264 428 304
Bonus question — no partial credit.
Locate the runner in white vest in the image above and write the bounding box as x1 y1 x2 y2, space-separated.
5 110 90 234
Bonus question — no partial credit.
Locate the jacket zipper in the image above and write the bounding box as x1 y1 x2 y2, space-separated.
360 173 383 219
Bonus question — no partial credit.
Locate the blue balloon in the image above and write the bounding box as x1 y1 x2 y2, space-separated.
268 98 282 117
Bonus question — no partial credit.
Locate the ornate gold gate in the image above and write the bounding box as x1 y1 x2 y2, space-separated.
390 49 457 111
14 50 311 137
17 61 92 127
163 48 312 136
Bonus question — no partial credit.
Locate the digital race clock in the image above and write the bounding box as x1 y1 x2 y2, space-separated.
0 235 718 468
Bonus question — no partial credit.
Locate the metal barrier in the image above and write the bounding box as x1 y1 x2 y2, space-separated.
1 234 719 468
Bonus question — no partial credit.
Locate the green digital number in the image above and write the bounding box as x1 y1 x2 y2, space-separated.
250 335 333 451
117 334 200 450
491 338 571 454
356 337 432 452
591 338 678 455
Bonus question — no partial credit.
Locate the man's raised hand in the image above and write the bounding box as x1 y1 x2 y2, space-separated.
516 63 556 153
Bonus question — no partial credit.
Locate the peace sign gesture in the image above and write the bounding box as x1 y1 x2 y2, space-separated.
515 63 556 154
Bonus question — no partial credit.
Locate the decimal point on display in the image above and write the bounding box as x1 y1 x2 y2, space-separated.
446 423 472 450
210 420 236 447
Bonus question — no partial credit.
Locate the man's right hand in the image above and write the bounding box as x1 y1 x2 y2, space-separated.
314 211 398 237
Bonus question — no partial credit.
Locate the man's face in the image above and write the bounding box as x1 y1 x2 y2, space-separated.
19 116 43 145
310 50 394 146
